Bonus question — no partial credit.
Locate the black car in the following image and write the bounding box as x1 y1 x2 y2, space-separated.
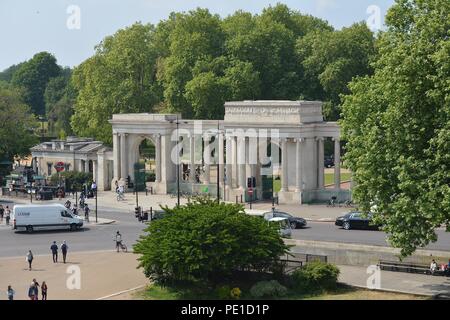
335 212 380 230
324 156 334 168
272 211 307 229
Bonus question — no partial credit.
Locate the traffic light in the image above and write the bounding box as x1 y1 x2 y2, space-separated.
135 206 140 218
247 177 256 188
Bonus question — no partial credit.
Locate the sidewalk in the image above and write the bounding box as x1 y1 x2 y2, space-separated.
0 250 148 300
338 265 450 297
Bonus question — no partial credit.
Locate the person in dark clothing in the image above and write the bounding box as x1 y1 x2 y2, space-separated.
7 285 15 300
61 241 68 263
50 241 58 263
32 279 40 301
26 250 33 271
0 204 4 223
41 281 48 300
84 204 90 222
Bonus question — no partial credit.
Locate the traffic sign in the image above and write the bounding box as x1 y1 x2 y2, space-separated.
54 162 65 172
248 188 253 195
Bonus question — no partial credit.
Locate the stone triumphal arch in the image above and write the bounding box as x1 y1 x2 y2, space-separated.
109 100 348 204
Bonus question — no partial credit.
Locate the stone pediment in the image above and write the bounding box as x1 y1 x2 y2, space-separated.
224 100 323 124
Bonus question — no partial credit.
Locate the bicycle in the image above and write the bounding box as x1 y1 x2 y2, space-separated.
326 197 337 207
115 240 127 252
116 191 125 201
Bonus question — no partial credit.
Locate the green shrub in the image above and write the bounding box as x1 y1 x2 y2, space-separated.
291 261 340 293
134 197 289 287
215 285 231 299
250 280 287 299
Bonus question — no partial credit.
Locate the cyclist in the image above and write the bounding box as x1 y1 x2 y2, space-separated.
117 185 125 201
114 231 123 252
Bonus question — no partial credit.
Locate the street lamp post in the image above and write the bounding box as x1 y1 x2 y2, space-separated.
176 117 180 207
217 121 220 204
95 187 98 223
135 166 139 209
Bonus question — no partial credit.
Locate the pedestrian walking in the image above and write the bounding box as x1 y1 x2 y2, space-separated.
26 250 33 271
84 204 90 222
5 206 10 225
28 283 35 300
41 281 48 300
50 241 58 263
32 279 40 300
7 285 15 301
0 204 4 223
61 240 68 263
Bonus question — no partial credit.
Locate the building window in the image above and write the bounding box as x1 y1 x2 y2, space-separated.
47 163 53 176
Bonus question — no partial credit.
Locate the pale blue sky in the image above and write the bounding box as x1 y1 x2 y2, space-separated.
0 0 395 71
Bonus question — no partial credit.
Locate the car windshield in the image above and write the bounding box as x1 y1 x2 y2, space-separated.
276 212 291 218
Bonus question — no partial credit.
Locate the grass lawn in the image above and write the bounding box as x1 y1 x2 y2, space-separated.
133 284 428 300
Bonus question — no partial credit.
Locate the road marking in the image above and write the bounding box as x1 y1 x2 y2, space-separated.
96 285 146 300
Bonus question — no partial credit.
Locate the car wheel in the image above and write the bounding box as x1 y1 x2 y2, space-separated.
26 225 34 233
70 224 77 231
343 222 351 230
290 221 297 229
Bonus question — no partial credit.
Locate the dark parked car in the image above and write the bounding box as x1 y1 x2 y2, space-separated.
272 211 307 229
335 212 380 230
324 156 334 168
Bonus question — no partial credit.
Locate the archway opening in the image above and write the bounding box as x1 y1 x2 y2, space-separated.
134 138 156 191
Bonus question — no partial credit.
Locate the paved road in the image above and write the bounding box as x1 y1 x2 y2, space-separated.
0 203 146 258
292 222 450 252
1 200 450 258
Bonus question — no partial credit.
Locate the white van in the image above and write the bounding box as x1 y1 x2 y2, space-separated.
245 209 291 238
12 204 84 233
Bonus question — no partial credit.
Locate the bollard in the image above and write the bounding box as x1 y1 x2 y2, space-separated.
150 207 153 221
240 194 243 203
150 187 153 195
145 188 148 196
235 195 238 204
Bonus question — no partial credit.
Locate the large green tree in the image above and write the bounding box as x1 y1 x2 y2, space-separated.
341 0 450 256
71 23 162 144
297 22 375 120
11 52 61 115
0 85 38 162
134 198 289 287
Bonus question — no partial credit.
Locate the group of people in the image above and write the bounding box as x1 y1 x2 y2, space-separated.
26 241 69 271
64 198 90 222
50 240 69 264
0 205 11 225
3 279 48 301
27 279 48 300
430 259 450 275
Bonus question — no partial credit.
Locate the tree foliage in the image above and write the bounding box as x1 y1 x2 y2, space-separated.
134 198 289 287
0 85 38 161
71 23 162 144
341 0 450 256
11 52 61 115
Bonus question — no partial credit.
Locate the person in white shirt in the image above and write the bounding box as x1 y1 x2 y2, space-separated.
115 231 122 252
430 259 438 274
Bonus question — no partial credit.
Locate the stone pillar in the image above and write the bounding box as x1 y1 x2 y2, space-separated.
225 137 232 189
120 133 127 180
93 160 97 182
317 137 325 189
189 134 195 183
334 138 341 189
295 138 303 192
203 135 210 185
113 133 120 180
78 160 84 172
231 136 238 188
155 134 161 183
238 136 246 189
218 132 224 187
281 138 288 192
84 160 89 173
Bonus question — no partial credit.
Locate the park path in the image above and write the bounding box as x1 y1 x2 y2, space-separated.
0 250 148 300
